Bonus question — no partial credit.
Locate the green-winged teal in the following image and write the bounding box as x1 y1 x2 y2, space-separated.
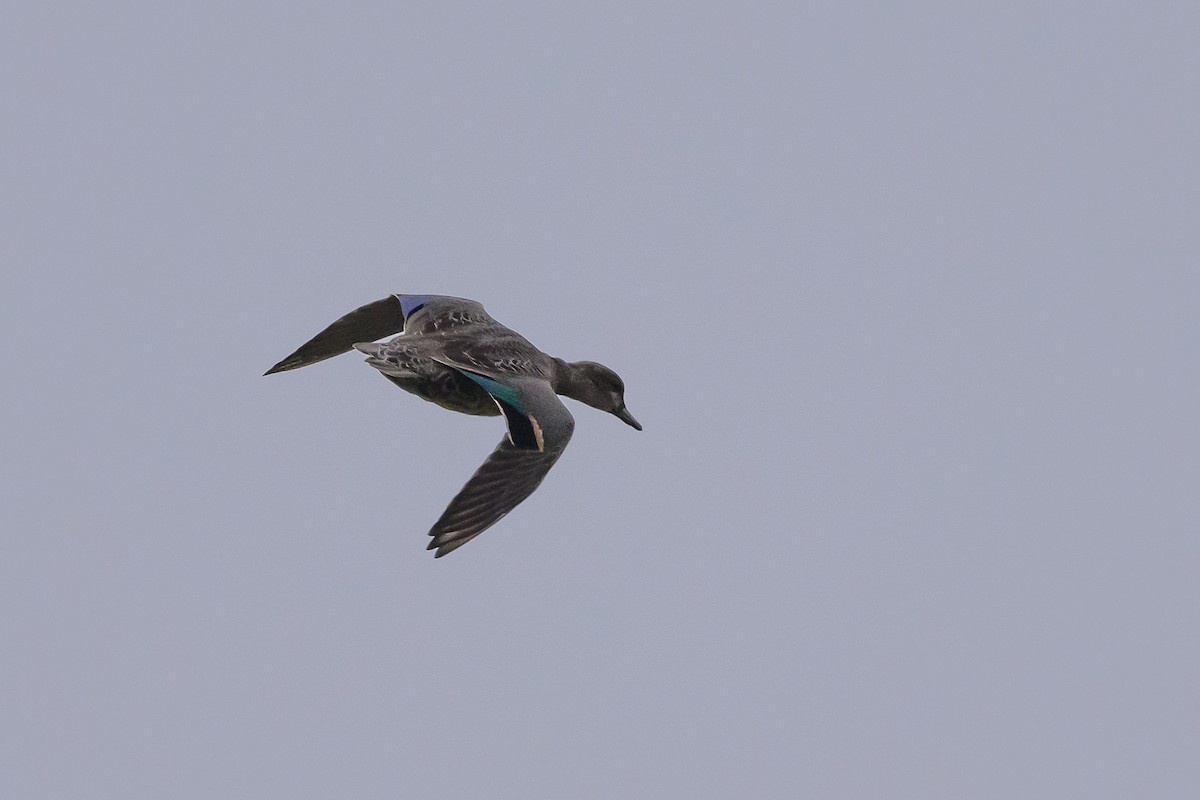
266 294 640 557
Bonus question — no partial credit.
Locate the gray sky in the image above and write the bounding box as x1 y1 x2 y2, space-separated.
3 2 1197 798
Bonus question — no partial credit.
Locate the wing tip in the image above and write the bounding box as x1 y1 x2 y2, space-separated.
428 542 455 558
428 530 480 558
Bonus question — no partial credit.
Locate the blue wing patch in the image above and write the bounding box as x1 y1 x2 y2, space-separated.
396 294 432 318
456 370 525 414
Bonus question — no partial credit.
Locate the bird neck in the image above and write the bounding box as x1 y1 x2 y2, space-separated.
550 357 595 405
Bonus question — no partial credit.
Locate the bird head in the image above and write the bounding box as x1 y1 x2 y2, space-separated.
562 361 642 430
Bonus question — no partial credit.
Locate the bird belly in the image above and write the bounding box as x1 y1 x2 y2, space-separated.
383 370 501 416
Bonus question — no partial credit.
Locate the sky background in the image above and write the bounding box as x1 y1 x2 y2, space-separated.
3 2 1198 798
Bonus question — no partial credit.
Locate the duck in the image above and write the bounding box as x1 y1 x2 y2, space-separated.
265 294 641 557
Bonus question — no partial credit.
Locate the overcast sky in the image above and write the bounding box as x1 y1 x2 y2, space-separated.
3 2 1198 798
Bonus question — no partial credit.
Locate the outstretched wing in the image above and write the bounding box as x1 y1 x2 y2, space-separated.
264 294 482 375
264 295 406 375
427 436 571 557
427 363 575 557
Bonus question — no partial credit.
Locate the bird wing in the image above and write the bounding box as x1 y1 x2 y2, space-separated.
264 293 492 375
265 295 406 375
426 360 575 557
398 295 494 336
